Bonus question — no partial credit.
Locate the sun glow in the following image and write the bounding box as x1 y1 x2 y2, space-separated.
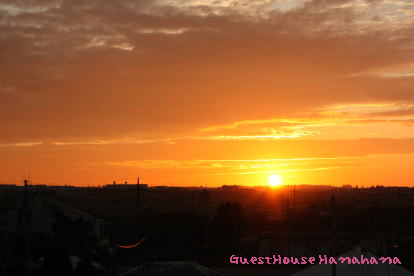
268 174 282 187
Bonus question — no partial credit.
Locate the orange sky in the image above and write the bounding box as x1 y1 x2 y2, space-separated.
1 0 414 186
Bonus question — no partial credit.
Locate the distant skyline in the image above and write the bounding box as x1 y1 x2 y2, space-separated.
2 0 414 186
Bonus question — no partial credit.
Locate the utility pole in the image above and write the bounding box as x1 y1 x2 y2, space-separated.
23 180 31 228
23 179 32 276
2 189 7 258
137 178 140 223
191 188 194 214
136 177 141 267
397 188 401 240
293 184 296 216
286 198 290 256
3 189 7 230
331 195 336 276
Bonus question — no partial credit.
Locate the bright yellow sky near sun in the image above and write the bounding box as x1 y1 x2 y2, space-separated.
1 1 414 186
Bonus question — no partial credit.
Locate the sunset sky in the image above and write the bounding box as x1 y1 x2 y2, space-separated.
1 0 414 186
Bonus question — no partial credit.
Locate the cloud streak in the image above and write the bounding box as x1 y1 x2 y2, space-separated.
1 0 414 185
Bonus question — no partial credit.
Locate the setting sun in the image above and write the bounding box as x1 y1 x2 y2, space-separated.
268 175 282 187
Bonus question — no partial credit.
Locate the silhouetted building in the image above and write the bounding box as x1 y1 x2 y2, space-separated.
0 196 105 241
119 262 223 276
